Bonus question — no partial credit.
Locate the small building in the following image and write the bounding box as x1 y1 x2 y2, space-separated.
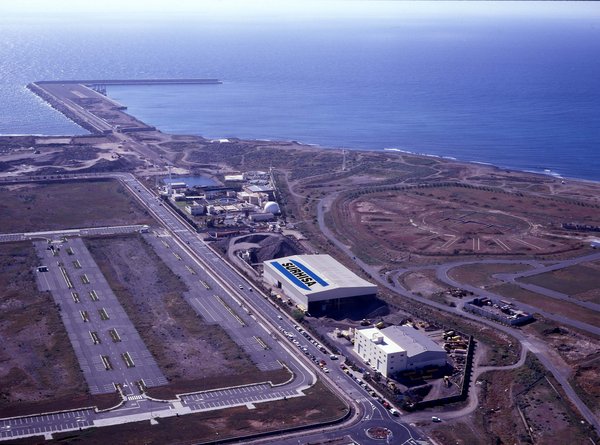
185 202 205 216
169 182 187 190
244 184 276 200
250 212 275 222
354 326 446 377
263 254 377 314
224 174 245 182
238 191 268 206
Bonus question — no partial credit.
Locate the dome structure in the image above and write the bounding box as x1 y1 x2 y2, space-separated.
263 201 281 214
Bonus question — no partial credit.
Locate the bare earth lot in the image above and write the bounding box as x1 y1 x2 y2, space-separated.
0 242 117 417
427 355 598 445
448 263 533 288
518 263 600 305
35 380 347 445
85 234 287 397
330 185 595 265
0 179 153 233
492 283 598 327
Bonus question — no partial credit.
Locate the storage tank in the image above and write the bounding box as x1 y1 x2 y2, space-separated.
263 201 280 214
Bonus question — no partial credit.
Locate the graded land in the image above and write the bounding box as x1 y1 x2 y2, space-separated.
1 82 599 444
0 242 118 417
0 179 153 233
426 354 597 445
85 234 288 397
19 380 347 445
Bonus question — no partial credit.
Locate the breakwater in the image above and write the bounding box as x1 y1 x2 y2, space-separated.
35 79 222 86
26 79 221 135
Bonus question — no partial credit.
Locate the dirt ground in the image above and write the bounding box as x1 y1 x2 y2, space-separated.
0 179 153 233
518 263 600 305
398 269 448 299
448 263 533 288
426 355 598 445
330 185 594 266
14 380 348 445
523 319 600 418
85 234 287 395
0 242 118 417
492 283 598 327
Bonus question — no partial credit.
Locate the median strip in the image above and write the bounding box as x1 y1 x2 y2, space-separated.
215 295 246 326
98 308 110 321
108 328 121 342
121 352 135 368
101 355 113 370
59 266 73 289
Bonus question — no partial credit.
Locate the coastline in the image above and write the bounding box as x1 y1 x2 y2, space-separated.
7 79 599 185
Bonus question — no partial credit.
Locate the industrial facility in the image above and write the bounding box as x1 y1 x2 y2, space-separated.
354 326 447 377
263 254 377 314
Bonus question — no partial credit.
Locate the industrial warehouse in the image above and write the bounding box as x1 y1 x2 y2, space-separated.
354 326 447 377
263 254 377 314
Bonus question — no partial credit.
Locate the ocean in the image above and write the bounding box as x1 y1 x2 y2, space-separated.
1 3 599 180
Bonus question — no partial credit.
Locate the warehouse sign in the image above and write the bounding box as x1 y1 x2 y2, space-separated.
271 259 329 291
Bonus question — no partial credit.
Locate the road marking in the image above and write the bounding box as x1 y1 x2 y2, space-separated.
494 238 511 251
512 237 542 250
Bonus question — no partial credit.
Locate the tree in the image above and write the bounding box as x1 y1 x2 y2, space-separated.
291 309 304 322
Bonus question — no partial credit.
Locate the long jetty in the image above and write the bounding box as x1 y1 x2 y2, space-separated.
27 79 222 135
35 79 222 86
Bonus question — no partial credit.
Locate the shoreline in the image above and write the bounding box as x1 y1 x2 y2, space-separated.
2 129 599 186
10 80 599 185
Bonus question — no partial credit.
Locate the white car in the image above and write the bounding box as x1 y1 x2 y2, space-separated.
432 416 442 423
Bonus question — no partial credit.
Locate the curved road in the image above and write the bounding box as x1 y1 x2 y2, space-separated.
316 192 600 435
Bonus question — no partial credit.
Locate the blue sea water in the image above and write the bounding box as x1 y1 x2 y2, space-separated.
1 3 599 180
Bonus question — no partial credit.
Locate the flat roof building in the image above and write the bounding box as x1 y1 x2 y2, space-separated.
263 254 376 313
354 326 446 377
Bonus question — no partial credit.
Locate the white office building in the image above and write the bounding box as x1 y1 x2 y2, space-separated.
354 326 446 377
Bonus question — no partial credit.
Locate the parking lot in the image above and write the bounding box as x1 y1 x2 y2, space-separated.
144 232 285 372
34 237 167 395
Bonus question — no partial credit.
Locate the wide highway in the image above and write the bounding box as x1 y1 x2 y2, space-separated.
0 172 428 444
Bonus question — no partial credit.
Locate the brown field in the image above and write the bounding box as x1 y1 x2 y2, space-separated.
85 234 287 396
0 242 118 417
523 318 600 417
428 354 598 445
518 264 600 305
329 185 595 265
448 263 533 288
34 380 348 445
492 283 599 327
0 179 153 233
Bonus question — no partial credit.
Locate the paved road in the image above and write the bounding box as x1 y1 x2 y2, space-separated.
316 192 600 436
434 260 600 336
0 224 148 243
1 173 429 444
34 237 168 394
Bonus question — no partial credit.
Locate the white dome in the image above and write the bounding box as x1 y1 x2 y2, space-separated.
263 201 280 214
